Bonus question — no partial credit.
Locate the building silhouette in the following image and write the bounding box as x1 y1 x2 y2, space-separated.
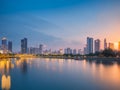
73 49 77 55
8 41 12 53
108 43 114 50
21 38 27 54
78 49 82 55
64 48 72 54
87 37 93 54
104 38 107 50
39 44 43 54
1 37 8 53
94 39 100 52
1 37 7 49
84 47 87 55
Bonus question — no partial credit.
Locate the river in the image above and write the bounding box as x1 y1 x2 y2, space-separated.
0 58 120 90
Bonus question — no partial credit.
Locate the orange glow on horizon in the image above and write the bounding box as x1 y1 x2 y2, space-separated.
114 42 118 50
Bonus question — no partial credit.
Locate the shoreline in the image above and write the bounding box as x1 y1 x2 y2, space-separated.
0 54 120 61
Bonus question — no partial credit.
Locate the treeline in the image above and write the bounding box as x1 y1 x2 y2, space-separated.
63 48 120 58
87 48 120 57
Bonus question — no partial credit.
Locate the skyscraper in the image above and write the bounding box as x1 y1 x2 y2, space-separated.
73 49 77 55
87 37 93 54
21 38 27 54
39 44 43 54
84 47 87 55
94 39 100 52
64 48 72 54
108 43 114 50
78 49 82 55
8 41 12 52
104 38 107 50
1 37 7 50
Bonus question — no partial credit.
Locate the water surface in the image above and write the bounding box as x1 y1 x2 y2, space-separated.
0 58 120 90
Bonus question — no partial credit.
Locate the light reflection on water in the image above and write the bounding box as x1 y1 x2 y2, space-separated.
0 58 120 90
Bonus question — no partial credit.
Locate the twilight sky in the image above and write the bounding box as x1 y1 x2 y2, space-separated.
0 0 120 51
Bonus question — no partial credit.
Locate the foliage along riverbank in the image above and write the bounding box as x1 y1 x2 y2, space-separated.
0 48 120 61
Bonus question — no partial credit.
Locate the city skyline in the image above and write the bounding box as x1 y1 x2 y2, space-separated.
0 0 120 51
1 1 120 90
0 36 120 54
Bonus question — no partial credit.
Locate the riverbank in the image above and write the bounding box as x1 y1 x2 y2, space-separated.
1 54 120 62
37 55 120 62
0 54 36 59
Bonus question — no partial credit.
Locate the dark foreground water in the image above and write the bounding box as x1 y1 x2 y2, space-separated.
0 58 120 90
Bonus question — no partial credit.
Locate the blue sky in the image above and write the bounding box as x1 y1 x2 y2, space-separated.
0 0 120 51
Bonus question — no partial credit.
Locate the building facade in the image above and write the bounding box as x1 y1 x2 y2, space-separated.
94 39 100 52
21 38 27 54
1 37 7 50
39 44 43 54
108 43 114 50
8 41 12 53
104 38 107 50
64 48 72 54
73 49 77 55
87 37 93 54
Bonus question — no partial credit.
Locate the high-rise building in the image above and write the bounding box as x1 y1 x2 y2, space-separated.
39 44 43 54
87 37 93 54
78 49 82 55
94 39 100 52
64 49 67 54
64 48 72 54
73 49 77 55
21 38 27 54
59 49 63 54
28 47 36 54
118 41 120 51
8 41 12 52
108 43 114 50
1 37 7 50
84 47 87 55
104 38 107 50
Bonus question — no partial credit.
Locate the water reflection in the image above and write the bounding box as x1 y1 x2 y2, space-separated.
1 74 11 90
0 59 13 90
20 59 28 74
0 58 120 90
0 58 32 90
85 59 120 88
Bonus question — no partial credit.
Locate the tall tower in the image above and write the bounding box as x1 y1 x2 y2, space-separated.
8 41 12 52
21 38 27 54
1 37 8 53
104 38 107 50
87 37 93 54
94 39 100 52
73 49 77 55
39 44 43 54
1 37 7 50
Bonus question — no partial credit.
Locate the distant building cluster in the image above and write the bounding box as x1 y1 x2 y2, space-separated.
20 38 63 55
83 37 120 55
1 36 120 55
64 48 82 55
0 37 12 54
27 44 43 54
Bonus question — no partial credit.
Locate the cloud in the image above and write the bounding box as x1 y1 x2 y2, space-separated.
0 14 67 51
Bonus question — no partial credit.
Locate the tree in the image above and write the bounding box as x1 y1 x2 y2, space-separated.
101 48 116 57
